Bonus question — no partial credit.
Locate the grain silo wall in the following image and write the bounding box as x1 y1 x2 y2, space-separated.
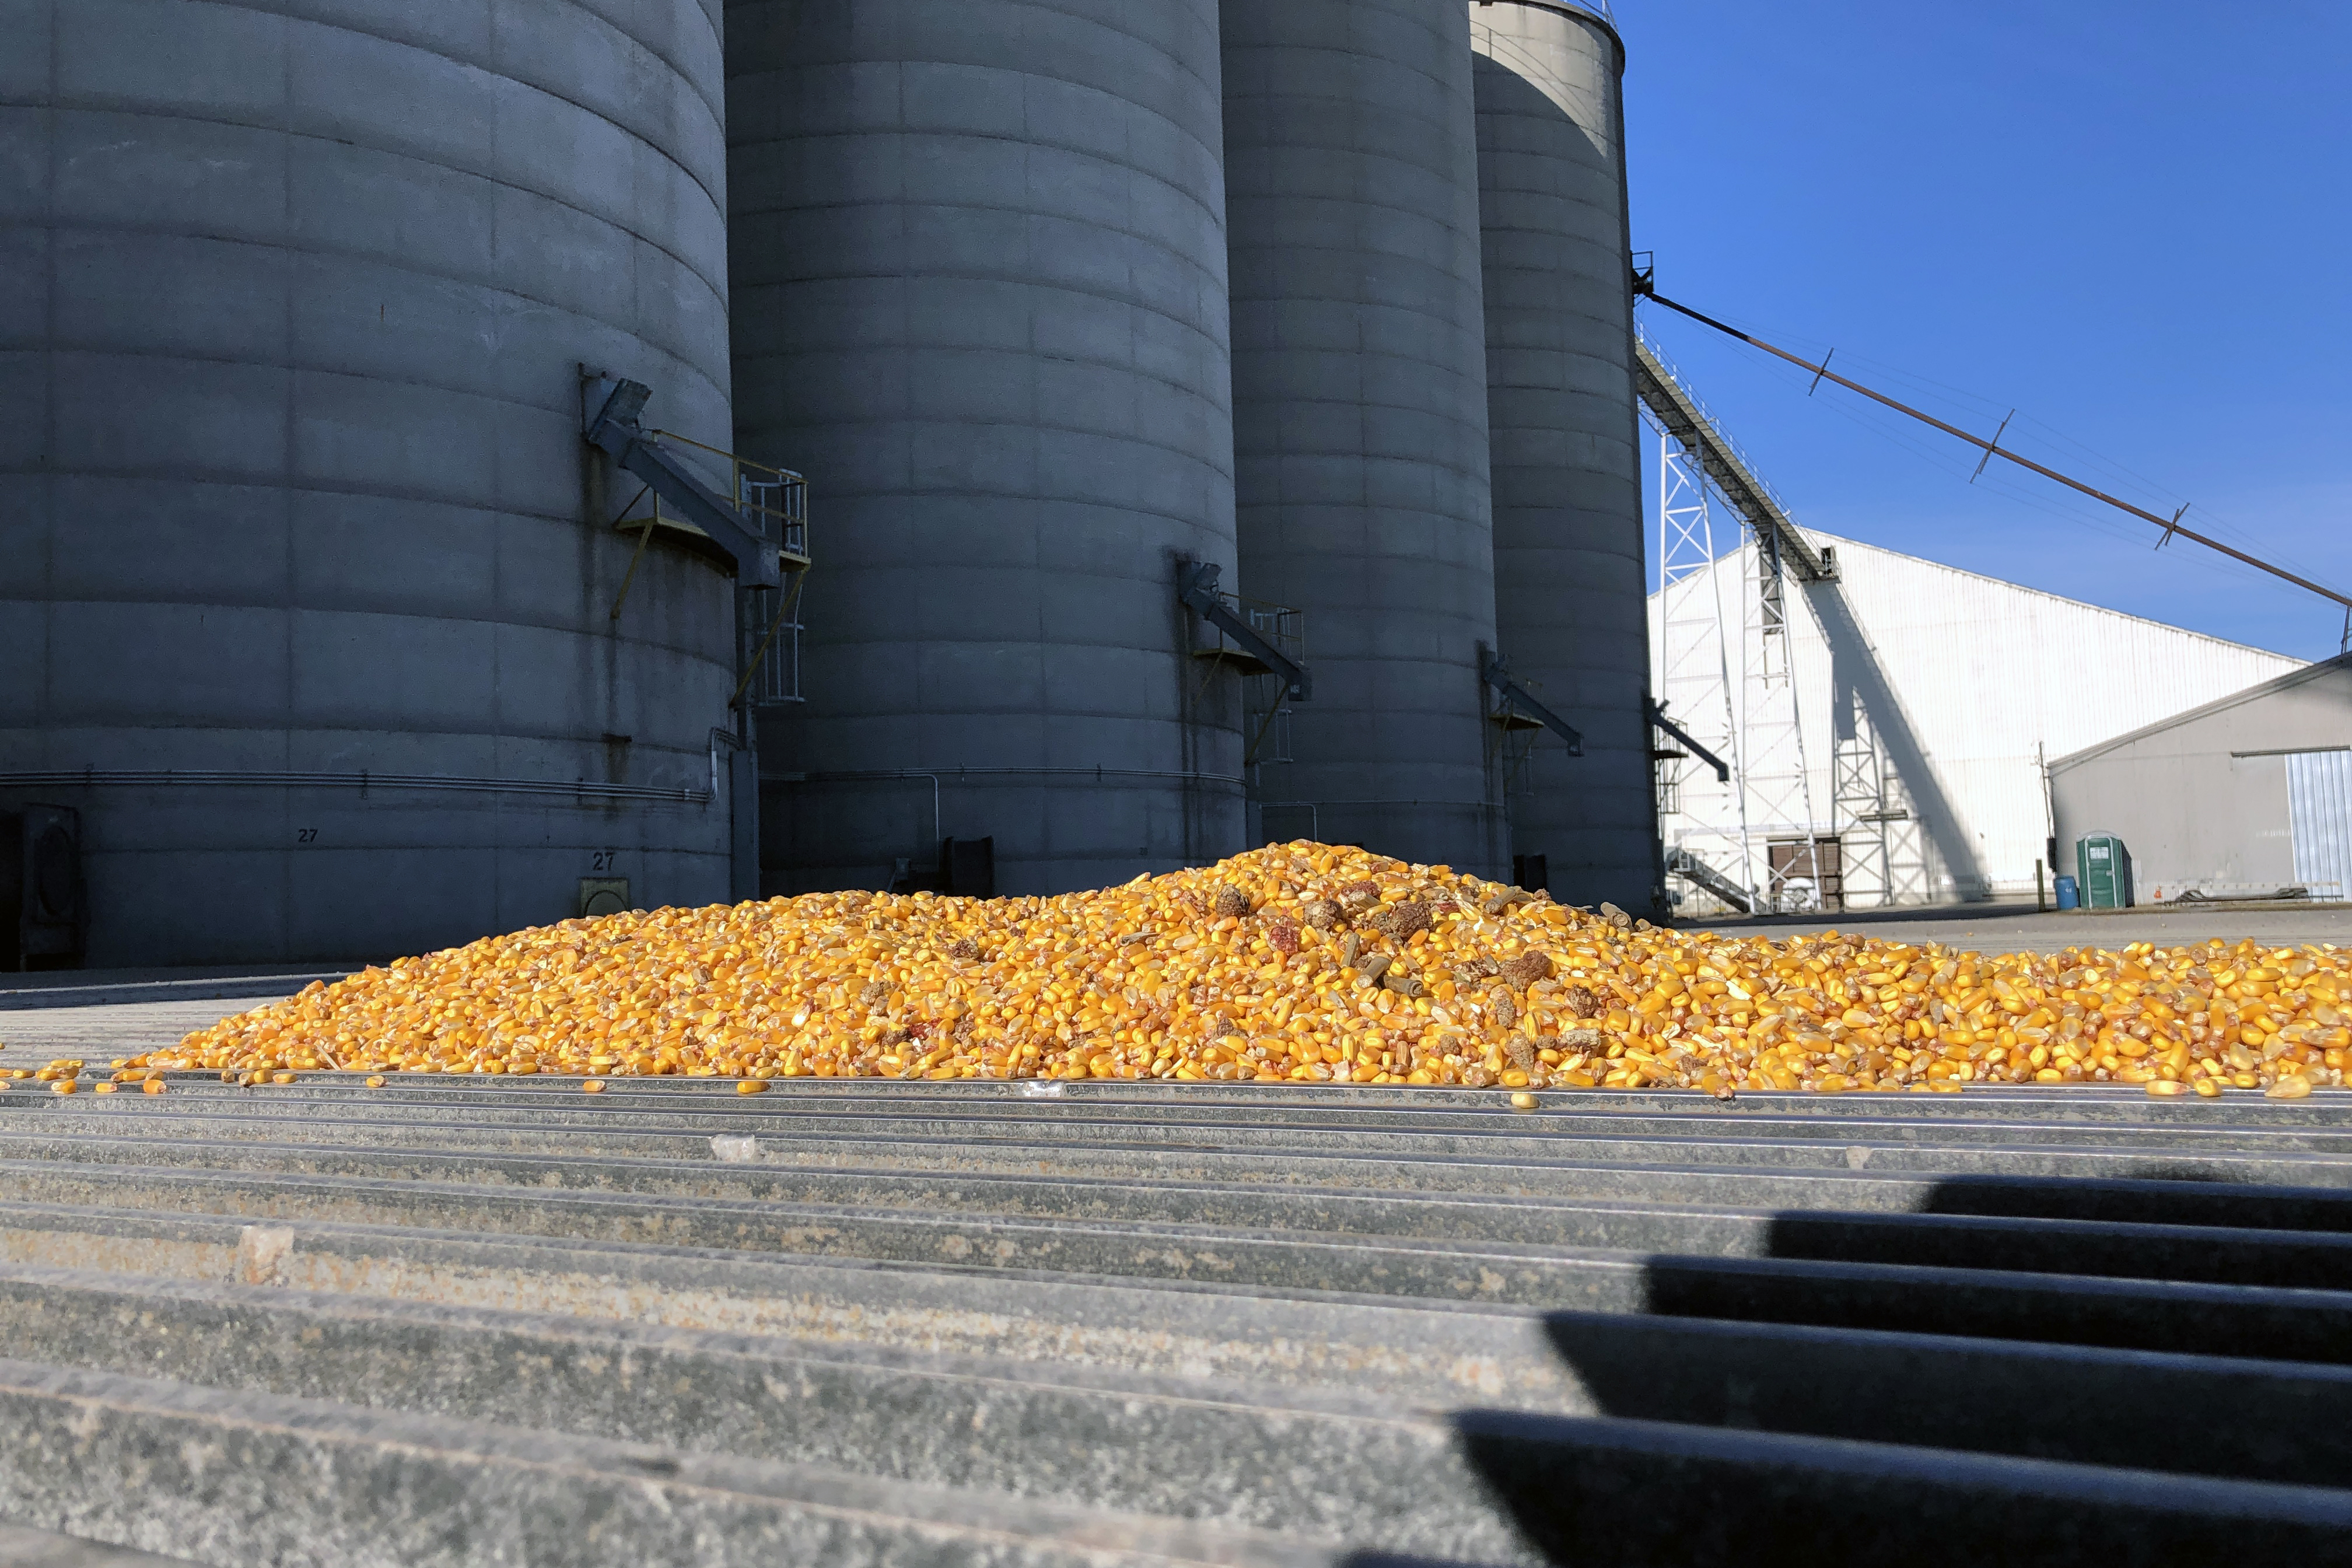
727 0 1243 895
1221 0 1503 876
0 0 741 965
1472 0 1656 910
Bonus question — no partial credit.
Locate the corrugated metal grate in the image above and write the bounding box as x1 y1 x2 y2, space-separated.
2287 750 2352 899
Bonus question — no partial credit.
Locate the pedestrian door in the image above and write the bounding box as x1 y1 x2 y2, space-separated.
2287 750 2352 901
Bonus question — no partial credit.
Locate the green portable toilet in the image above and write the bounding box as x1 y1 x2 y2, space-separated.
2077 833 2133 909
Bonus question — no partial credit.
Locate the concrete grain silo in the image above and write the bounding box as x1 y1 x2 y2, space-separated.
1221 0 1504 874
1470 0 1657 908
728 0 1244 895
0 0 752 965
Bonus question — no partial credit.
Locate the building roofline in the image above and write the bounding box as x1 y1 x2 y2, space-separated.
1798 530 2304 664
1647 530 2302 667
2046 651 2352 772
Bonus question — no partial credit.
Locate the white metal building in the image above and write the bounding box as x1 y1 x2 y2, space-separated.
1644 532 2303 912
2049 654 2352 902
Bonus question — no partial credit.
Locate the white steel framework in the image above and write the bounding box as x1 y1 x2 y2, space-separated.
1741 527 1824 909
1827 671 1931 908
1648 408 1752 908
1639 327 1826 915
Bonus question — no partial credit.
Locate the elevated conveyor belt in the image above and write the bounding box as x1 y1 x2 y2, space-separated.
1633 333 1834 583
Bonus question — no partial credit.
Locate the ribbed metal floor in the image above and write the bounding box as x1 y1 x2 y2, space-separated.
3 1074 2350 1565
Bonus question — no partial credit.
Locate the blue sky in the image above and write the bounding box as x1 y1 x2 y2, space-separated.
1616 1 2350 662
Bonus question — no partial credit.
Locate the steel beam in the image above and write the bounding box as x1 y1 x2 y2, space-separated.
1178 563 1310 701
584 376 782 590
1482 653 1583 756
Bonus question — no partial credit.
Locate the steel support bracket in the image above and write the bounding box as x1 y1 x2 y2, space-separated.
582 373 782 589
1482 653 1581 756
1178 562 1310 701
1645 697 1730 782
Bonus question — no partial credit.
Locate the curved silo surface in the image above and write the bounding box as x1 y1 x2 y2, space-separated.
728 0 1242 895
1472 0 1657 908
0 0 743 964
1222 0 1502 874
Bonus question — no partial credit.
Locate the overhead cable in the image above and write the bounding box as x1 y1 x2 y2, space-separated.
1639 290 2352 612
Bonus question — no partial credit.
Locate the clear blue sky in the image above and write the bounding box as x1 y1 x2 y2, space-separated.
1617 1 2351 662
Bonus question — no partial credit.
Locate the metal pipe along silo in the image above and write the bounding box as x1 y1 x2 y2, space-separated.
0 0 748 964
1220 0 1504 876
727 0 1244 895
1471 0 1657 908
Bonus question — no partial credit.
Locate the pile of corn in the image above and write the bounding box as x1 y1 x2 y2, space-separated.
125 843 2352 1097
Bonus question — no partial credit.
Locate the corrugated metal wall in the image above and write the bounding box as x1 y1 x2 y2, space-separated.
2289 751 2352 900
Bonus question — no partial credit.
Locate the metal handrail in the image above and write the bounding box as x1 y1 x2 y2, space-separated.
1476 0 1617 28
1237 597 1306 680
1634 321 1801 529
1178 563 1308 699
649 429 808 565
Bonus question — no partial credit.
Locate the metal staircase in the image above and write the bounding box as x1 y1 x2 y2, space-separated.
1664 844 1755 913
